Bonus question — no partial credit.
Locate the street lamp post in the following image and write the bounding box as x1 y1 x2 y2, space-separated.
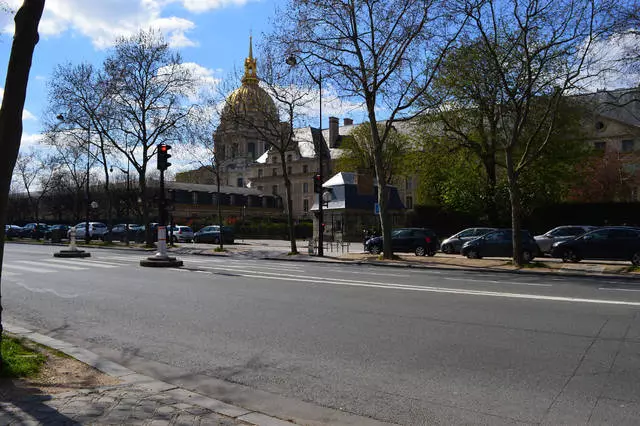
286 55 324 256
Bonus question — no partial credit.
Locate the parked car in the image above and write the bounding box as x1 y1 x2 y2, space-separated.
534 225 598 254
44 224 69 240
111 224 141 241
20 223 49 239
168 225 194 243
194 225 235 244
70 222 109 240
550 226 640 266
364 228 438 256
440 227 496 254
4 224 23 238
461 229 539 262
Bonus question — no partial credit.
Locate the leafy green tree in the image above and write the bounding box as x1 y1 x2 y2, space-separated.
335 122 409 185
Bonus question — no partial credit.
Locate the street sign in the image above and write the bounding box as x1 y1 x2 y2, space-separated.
374 203 380 214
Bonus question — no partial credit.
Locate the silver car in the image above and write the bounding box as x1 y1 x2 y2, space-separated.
168 225 194 243
70 222 109 240
535 225 598 254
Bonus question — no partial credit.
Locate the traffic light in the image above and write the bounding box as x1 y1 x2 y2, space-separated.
313 174 322 193
157 144 172 171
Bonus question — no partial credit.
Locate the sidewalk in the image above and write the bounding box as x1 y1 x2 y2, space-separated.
2 325 294 426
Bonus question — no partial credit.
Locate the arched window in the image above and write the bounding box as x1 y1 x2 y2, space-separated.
248 142 256 159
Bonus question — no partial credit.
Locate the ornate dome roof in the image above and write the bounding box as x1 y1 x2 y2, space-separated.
221 36 278 121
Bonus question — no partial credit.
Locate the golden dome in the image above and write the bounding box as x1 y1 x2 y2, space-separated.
221 36 278 121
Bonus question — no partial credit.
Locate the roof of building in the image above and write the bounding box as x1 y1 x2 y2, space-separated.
166 181 265 196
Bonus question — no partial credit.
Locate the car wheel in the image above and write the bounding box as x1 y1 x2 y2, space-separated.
415 246 426 256
427 250 436 257
522 250 533 263
442 244 453 254
562 249 580 263
213 237 220 244
369 245 381 255
632 252 640 267
467 249 481 259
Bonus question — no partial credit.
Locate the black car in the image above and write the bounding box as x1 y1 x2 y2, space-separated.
440 227 496 254
550 226 640 266
364 228 438 256
194 225 235 244
111 224 141 242
20 223 49 239
461 229 539 262
44 224 69 240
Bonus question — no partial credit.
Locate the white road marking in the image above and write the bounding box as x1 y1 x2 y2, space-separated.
220 271 640 307
9 280 78 298
2 271 21 277
329 270 412 277
192 263 303 272
16 260 88 271
3 264 60 274
40 259 119 268
444 277 552 287
598 287 640 292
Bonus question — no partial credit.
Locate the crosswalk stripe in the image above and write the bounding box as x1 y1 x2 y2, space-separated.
3 264 59 273
2 271 21 277
40 259 119 269
16 260 88 271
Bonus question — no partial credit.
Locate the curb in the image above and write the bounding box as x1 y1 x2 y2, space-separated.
260 254 640 282
4 323 294 426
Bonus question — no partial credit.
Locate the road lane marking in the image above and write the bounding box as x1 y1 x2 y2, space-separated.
328 270 412 277
443 277 552 287
40 259 119 268
16 260 88 271
193 263 303 272
9 280 78 298
180 266 640 307
2 271 21 277
599 288 640 292
3 264 60 273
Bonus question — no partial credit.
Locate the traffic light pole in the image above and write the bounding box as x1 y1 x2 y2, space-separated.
140 144 182 268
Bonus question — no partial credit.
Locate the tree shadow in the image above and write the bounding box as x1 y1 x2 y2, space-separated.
0 380 81 425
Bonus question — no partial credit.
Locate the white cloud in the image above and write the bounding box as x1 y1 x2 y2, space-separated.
0 87 37 121
2 0 248 49
20 133 45 149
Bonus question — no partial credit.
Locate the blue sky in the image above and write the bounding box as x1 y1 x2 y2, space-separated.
0 0 364 152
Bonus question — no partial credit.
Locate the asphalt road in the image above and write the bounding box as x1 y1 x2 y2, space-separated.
3 243 640 425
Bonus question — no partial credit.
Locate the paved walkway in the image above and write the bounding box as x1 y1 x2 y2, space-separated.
2 325 295 426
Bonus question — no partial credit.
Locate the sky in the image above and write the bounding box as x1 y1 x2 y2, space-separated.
0 0 366 156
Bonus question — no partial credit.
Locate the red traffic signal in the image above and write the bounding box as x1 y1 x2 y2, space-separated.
313 174 322 193
157 144 172 171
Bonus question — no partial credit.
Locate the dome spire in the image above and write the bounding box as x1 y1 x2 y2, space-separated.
242 33 258 85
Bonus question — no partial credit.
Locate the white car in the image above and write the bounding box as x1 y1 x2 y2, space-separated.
70 222 109 240
168 225 194 243
535 225 598 254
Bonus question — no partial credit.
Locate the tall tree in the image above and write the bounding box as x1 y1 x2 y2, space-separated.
13 149 57 227
45 62 116 239
454 0 614 266
273 0 466 259
0 0 45 373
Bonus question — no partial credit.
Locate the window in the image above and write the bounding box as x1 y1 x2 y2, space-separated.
272 156 278 163
258 169 263 178
622 139 634 153
457 229 475 238
303 165 308 173
272 185 278 195
237 177 244 187
287 154 293 163
303 199 309 212
272 168 277 176
303 182 309 193
248 142 256 159
406 177 413 190
287 166 292 175
594 141 606 151
405 196 413 209
192 192 198 205
257 186 263 191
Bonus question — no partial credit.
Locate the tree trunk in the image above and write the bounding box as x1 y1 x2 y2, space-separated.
0 0 46 374
484 156 499 226
505 148 523 267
